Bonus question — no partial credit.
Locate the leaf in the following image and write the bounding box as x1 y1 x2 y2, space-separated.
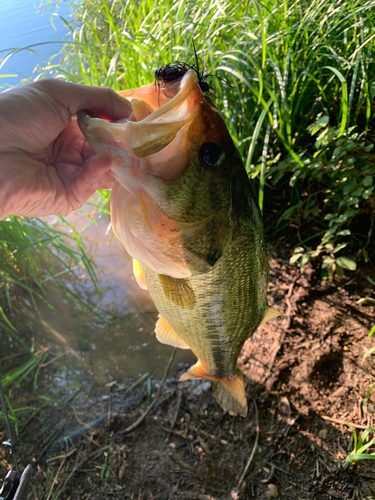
307 115 329 135
357 297 375 305
324 213 335 220
289 253 302 264
333 243 348 253
351 187 363 197
336 256 357 271
322 257 335 269
323 66 348 137
363 187 374 200
300 253 310 267
363 176 373 187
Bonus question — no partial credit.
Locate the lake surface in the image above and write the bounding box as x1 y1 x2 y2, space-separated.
0 0 71 89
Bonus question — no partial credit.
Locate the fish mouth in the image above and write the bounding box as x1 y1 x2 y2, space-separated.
77 70 202 161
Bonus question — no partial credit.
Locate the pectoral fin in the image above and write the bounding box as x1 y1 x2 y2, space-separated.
260 306 281 325
158 274 196 310
155 315 190 349
132 259 147 290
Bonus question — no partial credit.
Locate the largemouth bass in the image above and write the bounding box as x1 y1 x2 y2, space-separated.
78 69 279 417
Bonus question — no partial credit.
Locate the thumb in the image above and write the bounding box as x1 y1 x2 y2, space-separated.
35 79 133 121
71 152 114 207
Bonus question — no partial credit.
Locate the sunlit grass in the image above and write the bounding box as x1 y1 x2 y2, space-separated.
47 0 375 267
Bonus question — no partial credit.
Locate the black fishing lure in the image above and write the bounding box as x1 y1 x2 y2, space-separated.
154 62 189 86
154 42 229 95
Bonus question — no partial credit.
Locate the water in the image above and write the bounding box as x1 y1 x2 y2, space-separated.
0 0 71 89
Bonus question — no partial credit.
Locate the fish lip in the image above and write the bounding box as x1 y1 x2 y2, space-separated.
77 70 203 158
78 69 201 126
77 110 92 124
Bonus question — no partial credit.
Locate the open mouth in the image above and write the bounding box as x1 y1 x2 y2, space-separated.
77 70 202 158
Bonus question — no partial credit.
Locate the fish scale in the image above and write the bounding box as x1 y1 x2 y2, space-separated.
77 69 279 416
141 228 268 379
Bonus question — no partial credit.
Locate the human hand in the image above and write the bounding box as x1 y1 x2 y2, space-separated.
0 79 131 219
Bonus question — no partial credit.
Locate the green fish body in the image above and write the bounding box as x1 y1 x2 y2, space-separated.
78 70 277 416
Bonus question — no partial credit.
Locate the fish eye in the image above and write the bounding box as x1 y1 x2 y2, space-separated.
200 142 221 167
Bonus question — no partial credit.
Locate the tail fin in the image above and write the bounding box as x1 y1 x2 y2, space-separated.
212 371 247 417
180 363 248 417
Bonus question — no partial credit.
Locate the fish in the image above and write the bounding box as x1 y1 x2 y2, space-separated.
77 69 279 417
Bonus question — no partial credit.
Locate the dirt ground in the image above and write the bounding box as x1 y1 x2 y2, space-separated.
1 240 375 500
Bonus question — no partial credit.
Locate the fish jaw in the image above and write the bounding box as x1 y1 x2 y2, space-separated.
77 70 202 191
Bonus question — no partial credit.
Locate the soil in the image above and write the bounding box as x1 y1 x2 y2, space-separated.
1 240 375 500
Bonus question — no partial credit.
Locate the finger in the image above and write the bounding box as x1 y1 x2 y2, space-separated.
71 152 113 206
98 174 115 190
35 79 133 122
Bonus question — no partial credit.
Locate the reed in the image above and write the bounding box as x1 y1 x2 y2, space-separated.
46 0 375 272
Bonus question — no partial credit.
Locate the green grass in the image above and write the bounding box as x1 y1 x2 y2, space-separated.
342 320 375 465
0 215 104 327
344 425 375 465
0 213 107 430
1 0 374 434
43 0 375 274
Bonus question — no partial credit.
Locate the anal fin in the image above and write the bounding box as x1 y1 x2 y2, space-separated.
158 274 196 310
133 259 147 290
155 315 190 349
179 361 207 381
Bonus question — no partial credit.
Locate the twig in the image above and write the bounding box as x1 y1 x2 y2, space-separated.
236 399 259 489
69 404 86 427
284 277 298 330
121 349 176 435
46 448 77 463
107 389 112 426
22 406 44 430
46 456 66 500
165 389 182 443
41 351 70 368
321 415 369 429
85 378 98 399
54 445 111 500
114 372 150 395
260 463 275 484
36 421 66 462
